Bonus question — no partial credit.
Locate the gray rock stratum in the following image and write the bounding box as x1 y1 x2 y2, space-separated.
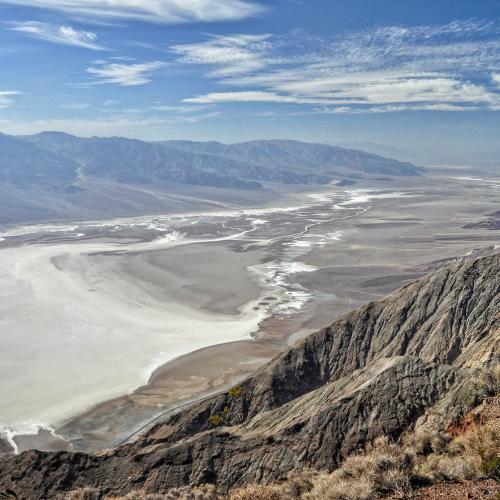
0 253 498 499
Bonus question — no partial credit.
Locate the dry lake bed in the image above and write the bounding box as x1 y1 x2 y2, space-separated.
0 168 499 454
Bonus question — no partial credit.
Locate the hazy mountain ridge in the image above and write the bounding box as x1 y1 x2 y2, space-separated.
19 132 263 190
160 138 425 179
16 132 423 189
0 131 424 224
0 252 497 498
0 133 77 189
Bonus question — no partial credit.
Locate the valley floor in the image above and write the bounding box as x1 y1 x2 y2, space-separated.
0 168 499 454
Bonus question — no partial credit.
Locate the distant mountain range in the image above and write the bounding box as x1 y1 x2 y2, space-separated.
11 132 423 189
0 131 424 224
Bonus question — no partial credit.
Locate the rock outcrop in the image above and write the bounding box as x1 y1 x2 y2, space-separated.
0 253 498 499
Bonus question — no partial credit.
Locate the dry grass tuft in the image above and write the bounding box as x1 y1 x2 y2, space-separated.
64 489 101 500
418 453 481 482
281 469 319 498
65 484 219 500
303 437 414 499
229 484 288 500
403 430 450 455
447 420 499 478
473 365 500 400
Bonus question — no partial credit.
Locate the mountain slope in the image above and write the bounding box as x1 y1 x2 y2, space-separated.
160 138 425 181
19 133 263 190
0 253 497 498
20 133 424 189
0 133 77 189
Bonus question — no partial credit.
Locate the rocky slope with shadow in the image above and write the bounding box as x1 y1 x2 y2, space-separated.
0 253 498 498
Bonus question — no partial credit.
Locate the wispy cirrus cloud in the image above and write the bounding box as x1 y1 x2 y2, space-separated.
151 104 211 113
149 103 221 123
176 19 500 113
10 21 105 50
0 109 221 137
184 90 331 104
0 0 264 24
60 101 90 110
0 91 19 109
171 34 274 77
86 60 166 86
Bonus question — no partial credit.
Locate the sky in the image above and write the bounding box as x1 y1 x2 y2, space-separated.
0 0 498 166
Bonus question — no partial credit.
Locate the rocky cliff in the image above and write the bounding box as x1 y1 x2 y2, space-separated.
0 253 498 499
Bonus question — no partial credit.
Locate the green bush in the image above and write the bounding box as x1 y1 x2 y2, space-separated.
228 386 244 398
208 414 224 427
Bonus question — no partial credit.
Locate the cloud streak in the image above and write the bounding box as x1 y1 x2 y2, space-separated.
0 91 19 109
10 21 105 50
172 34 274 76
175 20 500 113
86 60 166 86
0 0 263 24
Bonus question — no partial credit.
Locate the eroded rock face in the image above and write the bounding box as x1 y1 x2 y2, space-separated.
1 254 498 499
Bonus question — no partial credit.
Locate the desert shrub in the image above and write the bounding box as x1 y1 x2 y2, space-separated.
450 420 500 478
303 437 414 499
108 493 165 499
472 365 500 400
416 419 499 483
403 430 450 455
417 453 481 482
281 469 318 498
208 414 224 427
229 386 244 398
304 472 375 500
228 386 244 399
64 489 101 500
229 484 287 500
107 484 218 499
164 484 219 499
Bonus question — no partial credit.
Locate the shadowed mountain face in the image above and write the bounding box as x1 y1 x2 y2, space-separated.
0 253 497 498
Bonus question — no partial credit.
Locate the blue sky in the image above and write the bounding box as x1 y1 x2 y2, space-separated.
0 0 498 166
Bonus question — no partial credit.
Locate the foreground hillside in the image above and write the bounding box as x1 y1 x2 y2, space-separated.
0 253 498 498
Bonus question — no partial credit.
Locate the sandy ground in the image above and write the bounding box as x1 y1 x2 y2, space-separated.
1 168 499 454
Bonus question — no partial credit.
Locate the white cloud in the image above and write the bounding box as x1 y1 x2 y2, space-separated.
314 103 480 114
174 20 500 112
183 91 331 104
0 0 263 24
10 21 105 50
0 111 221 137
172 34 273 76
60 101 90 109
0 117 167 136
151 104 212 113
86 60 166 86
0 91 19 109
